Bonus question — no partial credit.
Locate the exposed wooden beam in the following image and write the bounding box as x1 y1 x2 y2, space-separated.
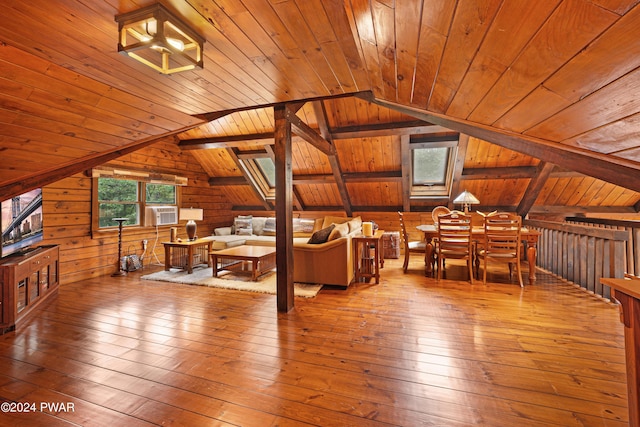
330 121 450 139
292 174 334 184
312 100 352 216
208 176 248 186
343 171 403 182
284 106 335 156
364 93 640 193
179 133 276 150
273 105 294 313
461 166 539 180
517 162 555 217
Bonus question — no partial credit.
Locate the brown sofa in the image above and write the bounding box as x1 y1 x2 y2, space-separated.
210 215 362 287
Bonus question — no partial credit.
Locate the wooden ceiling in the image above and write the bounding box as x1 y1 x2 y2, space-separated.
1 0 640 215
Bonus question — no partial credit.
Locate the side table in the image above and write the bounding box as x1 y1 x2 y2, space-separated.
353 230 384 284
163 237 213 274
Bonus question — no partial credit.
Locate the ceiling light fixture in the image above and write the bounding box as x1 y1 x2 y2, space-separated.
115 3 205 75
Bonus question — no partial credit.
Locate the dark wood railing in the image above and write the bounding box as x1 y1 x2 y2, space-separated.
524 219 628 300
566 217 640 279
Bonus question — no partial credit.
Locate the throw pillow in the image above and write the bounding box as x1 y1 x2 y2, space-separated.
328 222 349 241
307 224 335 244
262 217 276 236
322 215 349 229
234 215 253 235
348 216 362 233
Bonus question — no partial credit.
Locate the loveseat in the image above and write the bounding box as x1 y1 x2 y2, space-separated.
210 215 362 288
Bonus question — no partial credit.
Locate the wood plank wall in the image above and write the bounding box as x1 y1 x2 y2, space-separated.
42 139 233 285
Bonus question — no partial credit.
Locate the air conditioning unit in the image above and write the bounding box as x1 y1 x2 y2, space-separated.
145 206 178 226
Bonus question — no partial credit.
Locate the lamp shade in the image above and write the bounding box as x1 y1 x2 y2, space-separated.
453 190 480 206
179 208 203 221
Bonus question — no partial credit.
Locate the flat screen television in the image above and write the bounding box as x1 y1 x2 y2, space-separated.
1 188 44 257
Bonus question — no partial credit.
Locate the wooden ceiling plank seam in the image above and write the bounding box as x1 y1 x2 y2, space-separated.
428 0 503 113
543 4 640 105
394 0 423 105
563 111 640 155
411 19 447 108
283 0 364 94
217 0 323 98
0 91 127 148
347 0 385 96
0 2 225 113
270 5 338 95
468 0 619 125
319 0 372 91
194 1 309 101
0 122 203 201
526 66 640 142
0 55 195 135
371 0 398 100
366 94 640 193
447 1 561 119
410 0 457 107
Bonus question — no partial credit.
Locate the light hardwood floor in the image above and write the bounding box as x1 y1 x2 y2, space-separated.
0 257 628 426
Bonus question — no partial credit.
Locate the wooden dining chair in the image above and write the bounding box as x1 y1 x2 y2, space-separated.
436 211 474 284
431 205 450 228
476 212 523 287
398 211 427 273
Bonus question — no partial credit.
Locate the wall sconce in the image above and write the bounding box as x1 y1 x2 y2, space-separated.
115 3 205 74
179 208 203 241
453 190 480 214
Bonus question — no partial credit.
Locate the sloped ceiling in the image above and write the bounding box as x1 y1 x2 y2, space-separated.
0 0 639 214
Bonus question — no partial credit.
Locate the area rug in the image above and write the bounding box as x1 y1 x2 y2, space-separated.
140 267 322 298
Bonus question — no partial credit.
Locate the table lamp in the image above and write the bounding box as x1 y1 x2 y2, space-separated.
453 190 480 214
179 208 203 241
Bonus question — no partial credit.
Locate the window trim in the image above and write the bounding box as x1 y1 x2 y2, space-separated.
408 137 458 199
91 168 184 236
239 154 276 200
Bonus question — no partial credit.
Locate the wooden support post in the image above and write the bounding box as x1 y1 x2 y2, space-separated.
274 105 294 312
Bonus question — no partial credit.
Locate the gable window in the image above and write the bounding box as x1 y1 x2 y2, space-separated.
255 157 276 188
241 155 276 200
408 137 458 198
91 167 185 233
413 146 449 186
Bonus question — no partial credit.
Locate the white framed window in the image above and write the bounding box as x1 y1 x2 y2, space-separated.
91 167 184 232
409 138 457 198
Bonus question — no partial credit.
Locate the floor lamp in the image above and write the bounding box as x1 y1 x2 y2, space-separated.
112 217 128 277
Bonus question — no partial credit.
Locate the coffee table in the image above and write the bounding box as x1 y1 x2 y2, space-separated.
210 245 277 281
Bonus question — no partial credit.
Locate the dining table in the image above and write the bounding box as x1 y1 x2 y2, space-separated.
416 224 541 282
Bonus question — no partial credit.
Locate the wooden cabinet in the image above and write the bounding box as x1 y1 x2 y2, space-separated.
0 245 59 334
